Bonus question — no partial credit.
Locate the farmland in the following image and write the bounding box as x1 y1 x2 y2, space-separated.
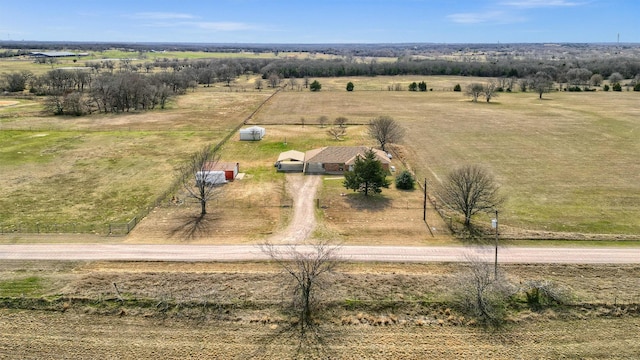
1 73 639 239
2 48 640 358
0 260 639 359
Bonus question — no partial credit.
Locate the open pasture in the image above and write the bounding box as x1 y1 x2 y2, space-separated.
1 75 638 239
254 80 640 236
0 88 271 234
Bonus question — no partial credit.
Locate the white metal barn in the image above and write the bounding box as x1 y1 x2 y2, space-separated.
239 126 265 141
195 171 227 185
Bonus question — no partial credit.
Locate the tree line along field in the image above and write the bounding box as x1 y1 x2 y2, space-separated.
1 74 639 239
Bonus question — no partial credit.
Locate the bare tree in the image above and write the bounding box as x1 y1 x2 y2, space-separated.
180 146 222 216
440 164 503 229
367 115 405 152
327 126 346 141
254 78 263 91
454 255 514 326
608 72 624 85
465 83 484 102
288 76 297 90
268 73 280 88
260 241 340 336
531 71 553 99
334 116 348 128
483 80 499 103
590 74 604 87
317 115 328 128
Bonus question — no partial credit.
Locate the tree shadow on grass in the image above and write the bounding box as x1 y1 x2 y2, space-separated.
167 213 219 241
343 193 391 212
244 319 341 360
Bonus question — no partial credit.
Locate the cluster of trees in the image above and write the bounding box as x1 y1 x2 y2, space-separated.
39 71 182 115
408 81 428 91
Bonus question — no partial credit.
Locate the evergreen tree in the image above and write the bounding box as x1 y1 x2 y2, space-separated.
343 149 390 196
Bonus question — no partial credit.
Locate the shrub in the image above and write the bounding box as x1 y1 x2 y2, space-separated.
453 84 462 92
310 80 322 92
408 82 418 91
603 84 610 91
612 83 622 92
521 280 572 311
418 81 427 91
634 83 640 91
453 259 516 327
346 81 354 91
395 170 415 190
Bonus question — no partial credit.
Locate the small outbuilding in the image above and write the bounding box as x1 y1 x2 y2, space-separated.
203 161 239 181
195 170 226 185
239 126 265 141
275 150 306 172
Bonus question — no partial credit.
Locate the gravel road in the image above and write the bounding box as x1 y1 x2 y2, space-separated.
1 244 639 264
267 173 321 243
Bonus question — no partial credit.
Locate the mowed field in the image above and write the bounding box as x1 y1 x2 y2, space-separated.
1 261 639 359
1 74 639 241
254 77 640 236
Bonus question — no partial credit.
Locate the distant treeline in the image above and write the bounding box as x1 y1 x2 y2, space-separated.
3 54 640 116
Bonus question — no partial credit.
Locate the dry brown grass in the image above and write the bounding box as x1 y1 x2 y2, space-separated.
253 82 640 236
1 260 639 359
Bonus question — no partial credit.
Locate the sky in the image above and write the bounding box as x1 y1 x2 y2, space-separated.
0 0 638 44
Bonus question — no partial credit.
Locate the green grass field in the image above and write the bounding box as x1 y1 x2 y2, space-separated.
1 74 638 237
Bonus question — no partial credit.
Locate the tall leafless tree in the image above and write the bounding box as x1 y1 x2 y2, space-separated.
180 146 222 216
268 73 280 88
260 241 340 336
483 80 499 103
288 76 297 90
531 71 554 99
465 83 484 102
367 115 405 152
440 164 503 229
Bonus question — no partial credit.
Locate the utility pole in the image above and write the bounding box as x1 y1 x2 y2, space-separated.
493 210 499 279
423 178 427 222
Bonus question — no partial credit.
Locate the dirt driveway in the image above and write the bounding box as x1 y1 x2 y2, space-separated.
268 173 322 243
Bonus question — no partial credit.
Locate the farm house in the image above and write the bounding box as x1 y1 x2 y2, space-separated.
303 146 391 174
239 126 265 141
275 150 305 172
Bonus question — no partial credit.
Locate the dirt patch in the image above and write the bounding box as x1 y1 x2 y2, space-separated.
0 100 19 107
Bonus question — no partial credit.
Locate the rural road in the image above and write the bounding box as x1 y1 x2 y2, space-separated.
1 244 639 264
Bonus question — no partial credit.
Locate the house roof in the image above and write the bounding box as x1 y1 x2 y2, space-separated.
305 146 390 165
30 51 77 57
240 126 265 132
277 150 305 162
202 161 238 171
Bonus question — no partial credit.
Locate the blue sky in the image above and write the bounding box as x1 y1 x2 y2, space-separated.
0 0 637 44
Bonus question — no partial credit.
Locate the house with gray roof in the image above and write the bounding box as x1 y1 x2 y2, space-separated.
303 146 390 174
